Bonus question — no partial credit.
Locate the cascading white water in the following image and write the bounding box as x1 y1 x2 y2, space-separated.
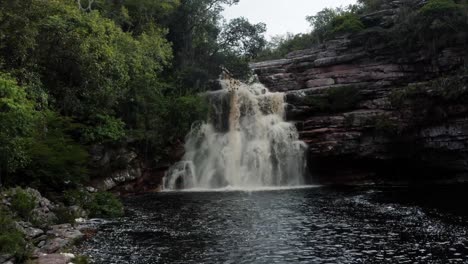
165 78 308 190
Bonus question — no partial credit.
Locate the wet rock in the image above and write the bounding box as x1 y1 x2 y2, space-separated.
0 254 14 264
40 238 69 254
23 226 45 239
35 253 75 264
68 206 88 219
47 224 84 242
251 2 467 184
38 224 84 254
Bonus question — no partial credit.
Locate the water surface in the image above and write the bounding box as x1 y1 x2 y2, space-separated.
79 186 468 263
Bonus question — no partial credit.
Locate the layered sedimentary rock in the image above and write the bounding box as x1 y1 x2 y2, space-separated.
88 143 184 194
251 7 467 184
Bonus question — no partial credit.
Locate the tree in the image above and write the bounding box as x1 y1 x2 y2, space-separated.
218 17 267 59
306 8 342 43
0 72 37 185
17 111 89 190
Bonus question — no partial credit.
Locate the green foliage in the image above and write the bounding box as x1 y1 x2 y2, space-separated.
9 188 36 221
64 190 124 219
259 5 364 61
0 0 39 71
390 75 468 128
371 115 399 135
0 73 37 182
0 0 265 190
53 206 79 224
95 0 180 33
357 0 386 12
391 0 467 55
17 112 88 190
259 0 466 61
331 13 365 35
87 192 124 218
306 86 362 113
390 76 468 108
0 209 27 260
420 0 459 16
82 114 126 143
72 255 90 264
128 93 208 158
64 189 93 208
166 96 209 141
256 33 316 61
218 17 267 59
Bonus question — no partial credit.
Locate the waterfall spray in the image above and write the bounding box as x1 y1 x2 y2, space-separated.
165 76 307 190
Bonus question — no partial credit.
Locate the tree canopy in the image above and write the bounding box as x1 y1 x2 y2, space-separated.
0 0 266 189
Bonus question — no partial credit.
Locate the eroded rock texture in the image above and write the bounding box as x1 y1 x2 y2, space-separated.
252 6 467 184
89 142 185 194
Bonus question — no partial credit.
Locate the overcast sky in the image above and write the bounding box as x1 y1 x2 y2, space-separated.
222 0 357 39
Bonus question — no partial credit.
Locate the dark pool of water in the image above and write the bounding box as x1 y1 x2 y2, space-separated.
78 186 468 263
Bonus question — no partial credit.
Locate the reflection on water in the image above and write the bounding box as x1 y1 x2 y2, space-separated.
78 186 468 263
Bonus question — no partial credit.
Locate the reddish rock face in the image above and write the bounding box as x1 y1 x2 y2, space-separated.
251 16 467 185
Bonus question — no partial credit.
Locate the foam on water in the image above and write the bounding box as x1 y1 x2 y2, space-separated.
162 185 321 193
164 78 307 190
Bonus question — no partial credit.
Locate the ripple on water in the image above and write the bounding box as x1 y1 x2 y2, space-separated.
77 187 468 264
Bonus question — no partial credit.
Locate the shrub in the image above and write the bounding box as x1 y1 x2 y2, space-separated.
17 111 89 190
389 76 468 129
9 188 36 221
420 0 459 17
391 0 467 55
88 192 124 219
390 76 468 108
72 256 90 264
331 13 365 35
64 190 124 219
306 86 362 113
64 189 93 208
53 206 79 224
0 72 38 183
357 0 386 12
0 209 28 260
82 114 126 143
372 115 399 135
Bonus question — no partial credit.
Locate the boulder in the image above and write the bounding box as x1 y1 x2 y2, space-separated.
35 253 75 264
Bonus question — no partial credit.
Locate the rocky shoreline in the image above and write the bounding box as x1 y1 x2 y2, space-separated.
0 188 105 264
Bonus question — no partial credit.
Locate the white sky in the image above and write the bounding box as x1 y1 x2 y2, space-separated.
223 0 357 39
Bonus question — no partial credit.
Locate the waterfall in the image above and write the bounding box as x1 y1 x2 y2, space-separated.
165 78 308 190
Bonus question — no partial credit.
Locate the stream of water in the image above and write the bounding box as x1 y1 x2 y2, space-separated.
78 186 468 263
164 79 307 190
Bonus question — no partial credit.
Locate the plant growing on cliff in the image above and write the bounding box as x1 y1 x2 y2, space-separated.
390 75 468 128
391 0 467 55
357 0 386 12
258 5 365 60
371 115 400 136
9 188 36 221
0 208 28 261
331 13 365 35
306 86 363 113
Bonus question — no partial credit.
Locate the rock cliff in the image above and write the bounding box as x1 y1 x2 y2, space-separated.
88 143 184 194
251 4 467 185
